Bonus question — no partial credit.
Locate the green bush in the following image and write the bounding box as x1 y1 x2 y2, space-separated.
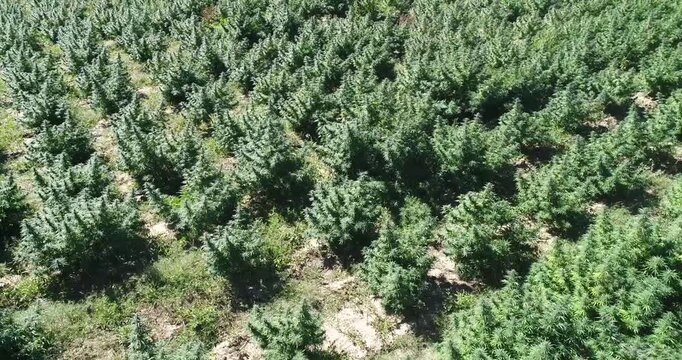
146 156 239 240
17 195 146 284
0 176 27 251
115 110 201 195
306 176 386 260
0 310 52 360
362 198 435 314
249 302 324 360
233 115 307 202
440 209 682 359
204 221 279 285
442 184 536 284
28 115 94 166
84 53 134 115
183 76 236 125
127 315 156 360
33 156 112 207
126 314 208 360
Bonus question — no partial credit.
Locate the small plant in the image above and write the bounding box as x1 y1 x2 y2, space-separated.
28 115 94 166
233 115 307 202
204 221 279 286
126 315 208 360
127 315 156 360
17 195 146 285
362 198 435 314
306 176 386 260
0 310 52 360
249 302 324 360
84 53 134 115
146 156 239 240
443 184 536 284
0 176 27 250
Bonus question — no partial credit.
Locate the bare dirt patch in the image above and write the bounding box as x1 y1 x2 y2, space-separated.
58 332 120 360
0 274 21 289
213 335 263 360
138 307 183 341
91 119 117 162
632 91 657 111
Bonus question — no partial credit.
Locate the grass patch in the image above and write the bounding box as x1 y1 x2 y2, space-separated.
0 111 23 157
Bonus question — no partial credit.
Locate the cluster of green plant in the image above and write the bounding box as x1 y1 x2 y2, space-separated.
362 198 435 314
126 315 206 360
0 311 52 360
306 176 386 260
27 115 94 166
248 302 324 360
115 99 201 194
0 0 680 358
204 220 281 286
443 184 536 285
0 176 27 252
518 97 682 235
17 157 146 285
147 155 239 240
440 208 682 359
0 37 148 291
82 53 135 115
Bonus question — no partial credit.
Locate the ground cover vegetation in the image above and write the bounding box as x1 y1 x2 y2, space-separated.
0 0 680 359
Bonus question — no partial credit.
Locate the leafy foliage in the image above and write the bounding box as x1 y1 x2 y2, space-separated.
249 302 324 360
147 156 239 239
115 103 201 194
0 311 52 360
233 113 308 203
127 315 155 360
443 184 536 284
18 195 145 284
204 221 280 285
83 53 134 115
28 115 94 166
440 209 682 359
0 176 27 251
362 198 434 314
1 0 681 358
126 315 207 360
306 176 386 260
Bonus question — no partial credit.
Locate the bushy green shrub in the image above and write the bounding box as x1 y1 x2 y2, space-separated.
183 76 236 125
115 111 201 195
28 115 93 166
213 110 248 154
84 53 134 115
306 176 386 260
0 176 27 250
33 156 112 207
0 310 52 360
13 75 69 130
126 315 207 360
127 315 155 360
249 302 324 360
443 184 536 284
58 19 103 74
317 119 383 178
440 209 682 359
147 156 239 239
433 120 515 193
204 221 279 285
518 107 655 234
660 177 682 220
151 40 221 104
17 195 145 284
362 198 435 314
233 115 307 202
